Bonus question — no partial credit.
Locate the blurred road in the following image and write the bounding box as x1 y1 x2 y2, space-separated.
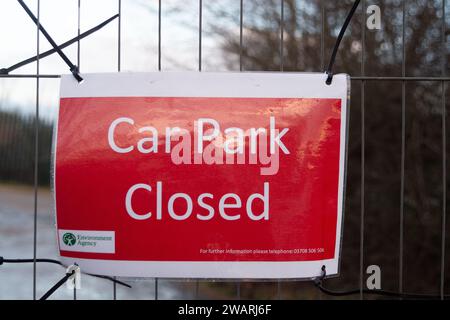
0 183 189 300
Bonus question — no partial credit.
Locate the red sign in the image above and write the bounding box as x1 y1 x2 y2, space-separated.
54 72 349 278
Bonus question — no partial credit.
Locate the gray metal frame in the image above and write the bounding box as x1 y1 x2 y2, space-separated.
0 0 447 300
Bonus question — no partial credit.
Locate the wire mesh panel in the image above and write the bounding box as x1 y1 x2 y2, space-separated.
0 0 448 300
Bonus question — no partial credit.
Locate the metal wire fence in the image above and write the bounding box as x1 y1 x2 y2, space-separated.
0 0 448 300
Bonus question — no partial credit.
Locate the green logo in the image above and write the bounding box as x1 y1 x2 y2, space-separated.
63 233 76 246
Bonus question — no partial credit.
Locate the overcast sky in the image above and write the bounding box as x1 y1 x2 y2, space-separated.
0 0 227 120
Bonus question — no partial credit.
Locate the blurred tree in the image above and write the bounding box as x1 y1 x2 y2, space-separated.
179 0 449 298
0 110 53 186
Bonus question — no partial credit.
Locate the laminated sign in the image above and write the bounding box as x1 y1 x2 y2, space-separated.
54 72 349 279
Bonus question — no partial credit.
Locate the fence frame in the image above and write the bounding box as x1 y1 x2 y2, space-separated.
0 0 448 300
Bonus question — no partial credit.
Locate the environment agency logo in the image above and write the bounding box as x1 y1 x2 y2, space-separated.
63 232 76 246
58 229 115 253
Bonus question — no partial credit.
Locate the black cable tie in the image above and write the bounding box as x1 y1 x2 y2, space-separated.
314 265 326 286
324 0 360 85
325 72 333 85
0 14 118 75
70 66 83 83
17 0 83 82
39 270 75 300
0 256 4 265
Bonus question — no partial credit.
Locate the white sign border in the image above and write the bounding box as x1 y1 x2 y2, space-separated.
54 71 350 280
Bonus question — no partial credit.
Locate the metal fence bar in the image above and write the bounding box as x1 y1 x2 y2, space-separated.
0 74 61 78
280 0 284 72
321 0 325 70
399 0 406 297
195 0 203 300
3 74 450 81
118 0 121 73
359 0 365 301
235 0 244 300
440 0 447 301
351 76 450 81
198 0 202 72
32 0 40 301
77 0 81 70
158 0 161 72
75 0 81 300
276 0 284 300
0 0 447 301
319 0 325 301
239 0 243 72
195 281 199 299
155 0 162 300
113 0 121 301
